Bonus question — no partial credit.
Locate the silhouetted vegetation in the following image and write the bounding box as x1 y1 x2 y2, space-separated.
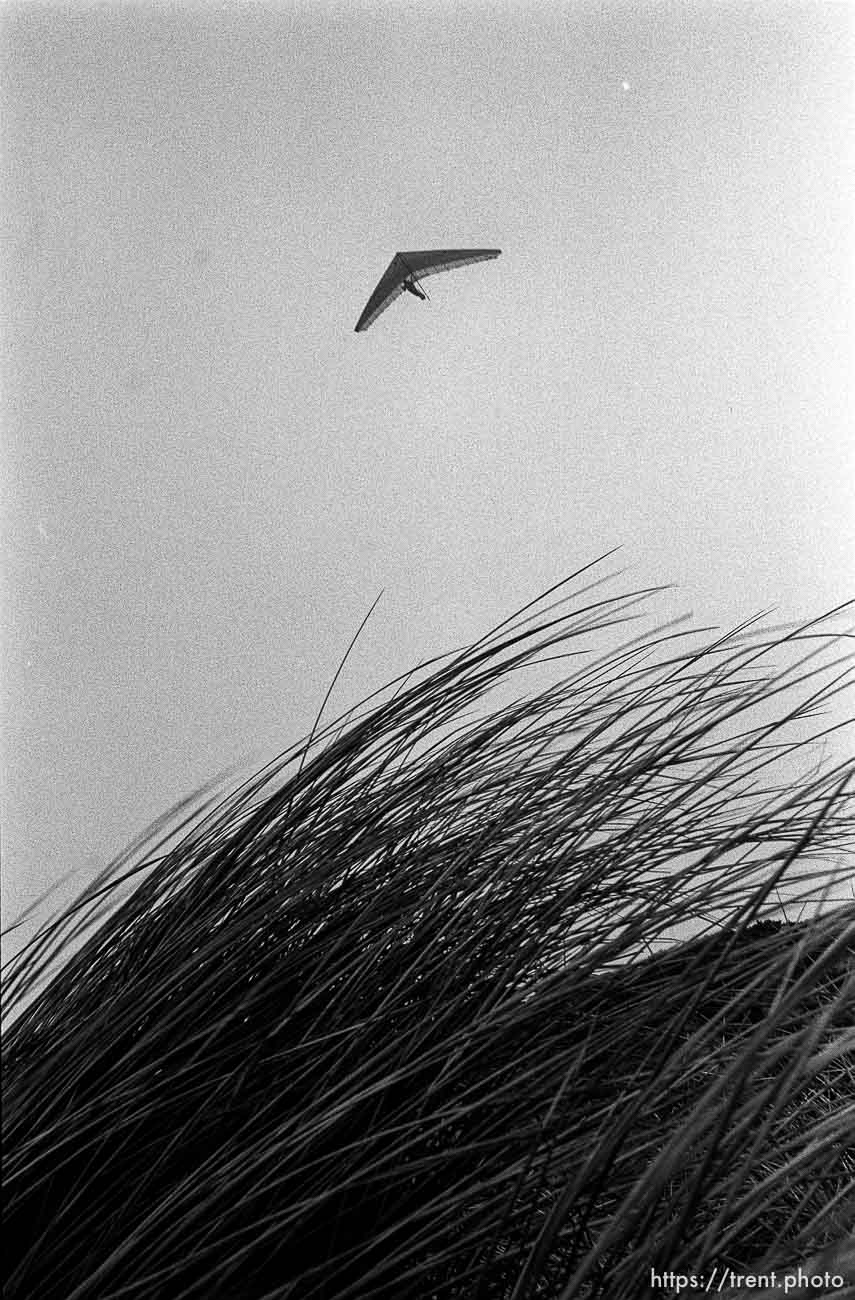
3 560 853 1298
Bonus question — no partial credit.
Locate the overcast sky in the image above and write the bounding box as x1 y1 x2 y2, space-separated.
2 0 853 939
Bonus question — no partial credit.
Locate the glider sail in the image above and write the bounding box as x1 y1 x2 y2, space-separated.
354 249 501 333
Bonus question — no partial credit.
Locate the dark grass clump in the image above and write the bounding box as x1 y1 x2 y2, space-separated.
3 560 855 1300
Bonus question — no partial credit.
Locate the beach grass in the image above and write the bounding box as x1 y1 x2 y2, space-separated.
3 558 853 1299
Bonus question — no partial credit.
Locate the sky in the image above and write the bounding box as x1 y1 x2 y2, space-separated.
2 0 853 943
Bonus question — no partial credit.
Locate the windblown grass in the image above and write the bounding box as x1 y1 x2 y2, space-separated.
3 559 854 1299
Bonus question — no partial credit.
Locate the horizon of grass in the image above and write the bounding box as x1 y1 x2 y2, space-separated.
2 556 854 1299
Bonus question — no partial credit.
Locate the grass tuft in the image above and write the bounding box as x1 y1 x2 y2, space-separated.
3 559 854 1299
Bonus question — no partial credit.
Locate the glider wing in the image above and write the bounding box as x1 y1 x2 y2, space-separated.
354 249 501 333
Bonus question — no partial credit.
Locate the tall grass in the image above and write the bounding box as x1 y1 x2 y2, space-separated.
3 559 854 1299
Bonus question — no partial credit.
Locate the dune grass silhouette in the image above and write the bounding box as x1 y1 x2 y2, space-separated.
3 558 854 1299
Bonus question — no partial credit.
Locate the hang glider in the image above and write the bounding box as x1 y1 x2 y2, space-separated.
354 249 501 333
